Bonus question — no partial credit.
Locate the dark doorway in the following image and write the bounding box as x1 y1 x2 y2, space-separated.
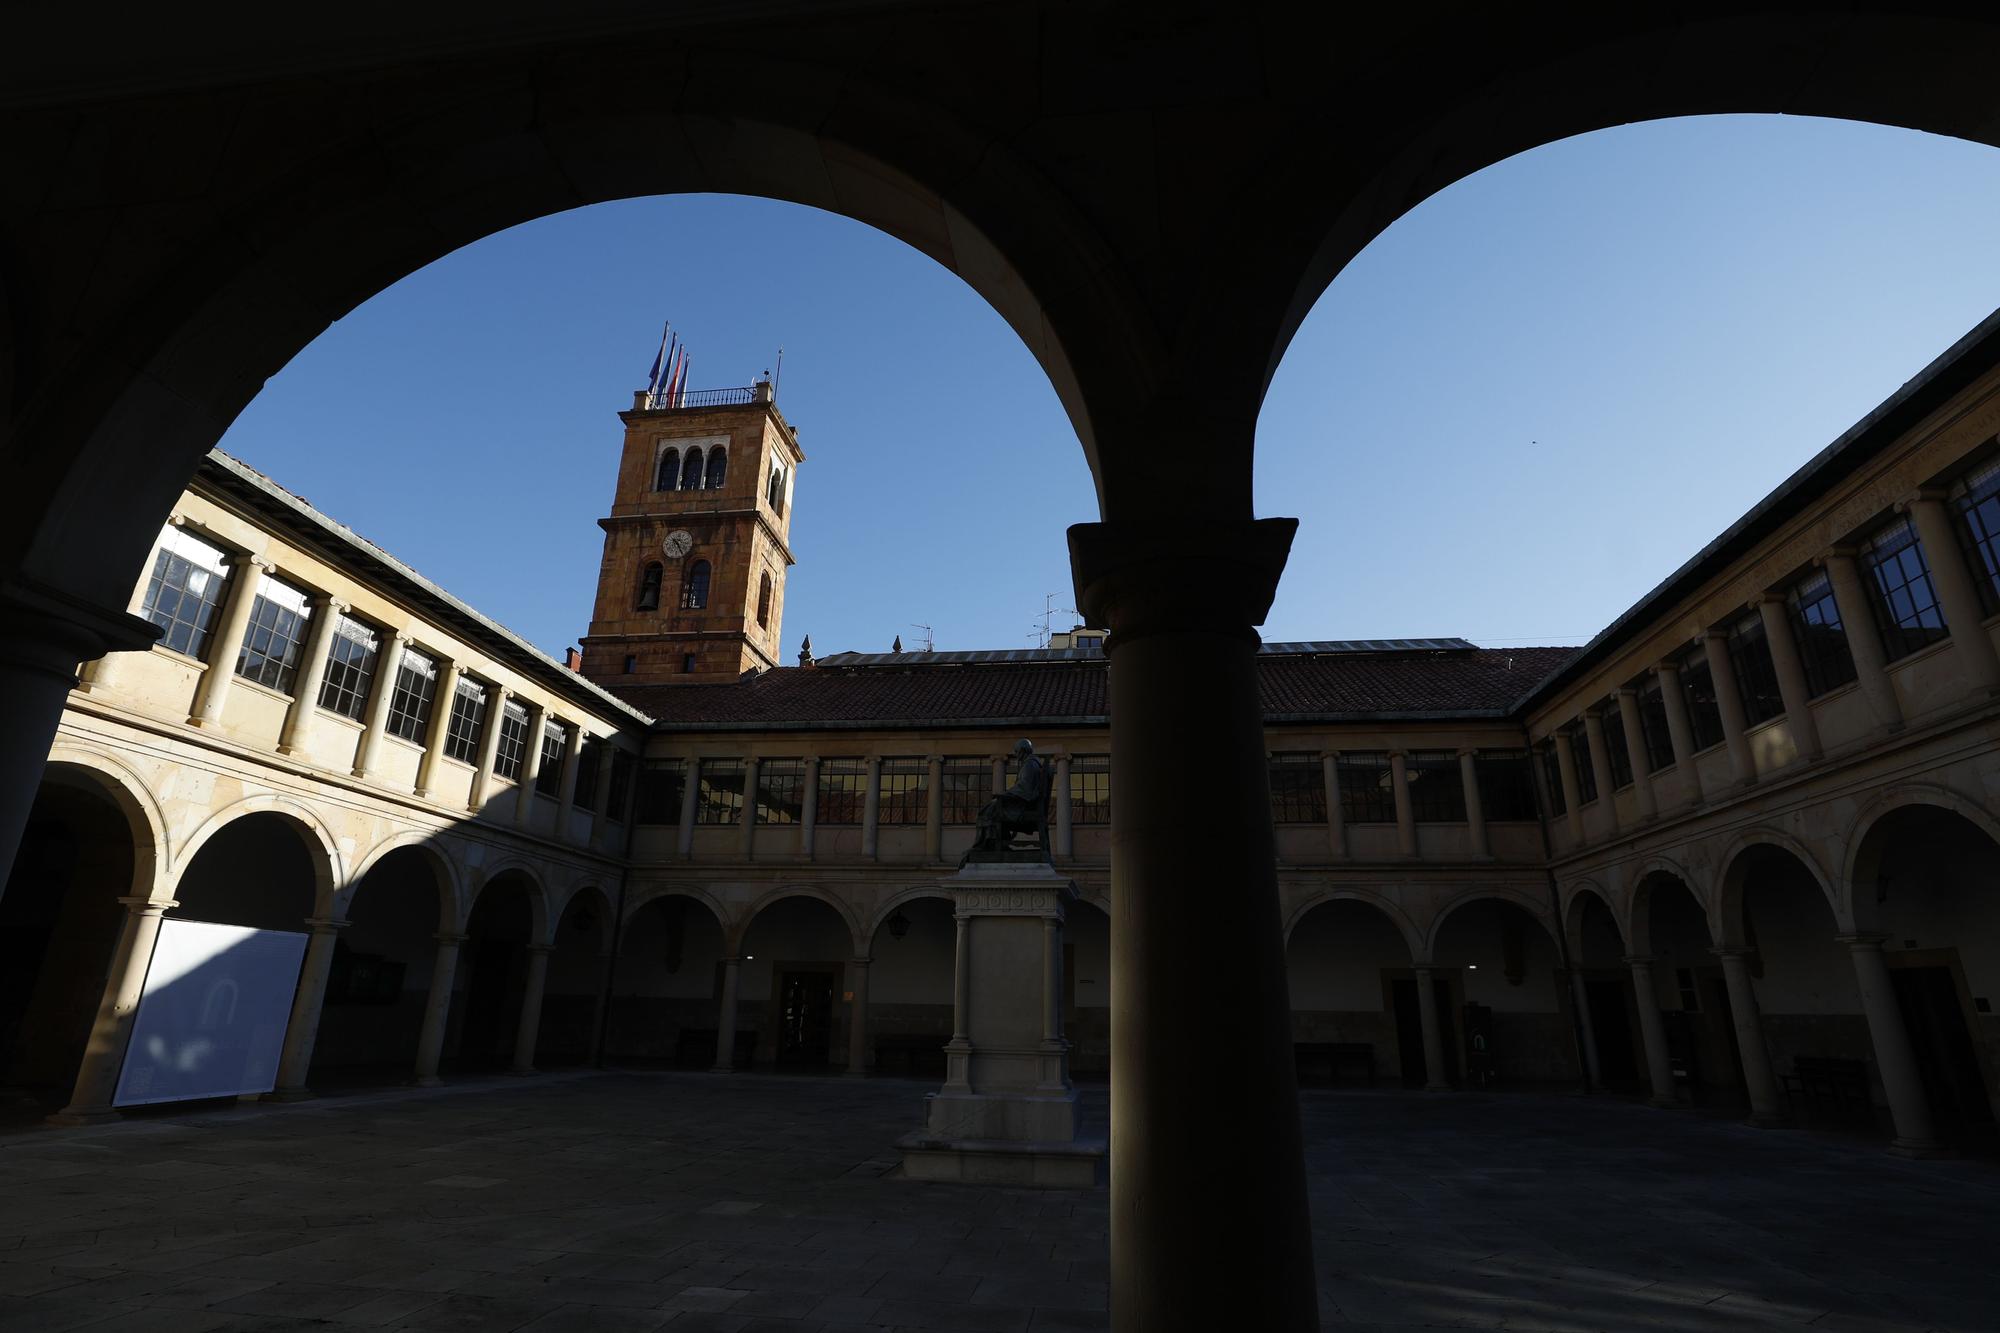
777 970 833 1067
459 939 524 1068
1391 976 1459 1088
1891 964 1995 1144
1585 977 1640 1089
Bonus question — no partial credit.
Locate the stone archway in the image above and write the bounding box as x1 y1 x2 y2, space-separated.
610 890 729 1069
1628 870 1734 1111
307 842 454 1089
1427 895 1569 1089
1284 895 1418 1088
738 893 861 1071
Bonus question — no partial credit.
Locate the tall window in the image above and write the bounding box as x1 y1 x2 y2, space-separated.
1069 754 1110 825
1725 611 1784 726
535 720 567 797
493 699 530 780
1677 646 1725 751
754 759 805 825
1951 455 2000 614
1599 707 1633 790
635 757 686 824
1475 751 1538 822
767 462 787 515
681 560 711 610
695 757 745 824
442 676 488 763
607 749 636 822
705 448 728 489
317 613 379 720
1861 516 1949 661
385 648 438 743
941 757 990 824
878 757 927 824
1335 751 1395 824
139 527 232 659
1267 753 1327 824
1787 570 1857 697
637 562 663 611
816 759 866 824
1405 751 1466 822
1566 724 1597 803
234 574 313 692
1537 742 1566 817
574 736 601 810
757 572 772 628
1636 678 1674 772
655 446 680 492
679 447 704 491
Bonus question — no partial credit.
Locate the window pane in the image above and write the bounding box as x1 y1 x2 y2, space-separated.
443 677 487 763
607 750 636 822
878 757 927 826
1069 754 1110 826
1537 742 1566 816
1637 679 1674 772
1405 751 1465 822
1335 752 1395 824
1566 725 1597 803
1475 751 1538 822
1725 612 1784 727
1268 753 1327 824
815 759 866 825
493 700 529 779
233 574 312 693
1679 648 1725 751
1787 570 1857 697
1862 517 1950 661
385 648 438 743
574 736 602 810
941 757 990 824
139 529 231 661
696 758 745 824
535 721 567 797
755 758 805 826
1952 456 2000 616
1600 708 1633 789
317 614 379 720
635 758 684 824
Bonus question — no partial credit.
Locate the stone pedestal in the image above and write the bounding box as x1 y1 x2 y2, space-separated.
898 862 1106 1187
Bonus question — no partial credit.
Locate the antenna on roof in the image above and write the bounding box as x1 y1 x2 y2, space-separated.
773 345 783 400
910 623 934 653
1034 593 1081 649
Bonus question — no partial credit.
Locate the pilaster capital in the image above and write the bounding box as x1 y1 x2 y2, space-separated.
1708 945 1754 960
1835 932 1890 951
1620 954 1657 968
1455 746 1478 759
310 592 349 615
1654 658 1681 678
1068 517 1297 649
1612 686 1638 702
849 955 872 968
119 895 177 914
1701 627 1729 645
1898 486 1949 512
305 917 351 932
927 754 945 765
434 931 469 945
1752 592 1786 610
226 551 274 574
1821 544 1861 564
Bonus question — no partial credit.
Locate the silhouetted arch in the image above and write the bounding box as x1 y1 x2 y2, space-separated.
340 832 462 931
1423 888 1559 964
1282 889 1422 958
704 448 727 489
637 561 663 611
735 885 866 956
40 748 170 903
1842 783 2000 933
1562 883 1625 964
655 446 680 491
1627 866 1712 957
680 447 704 492
1716 828 1838 946
466 862 552 944
756 572 772 628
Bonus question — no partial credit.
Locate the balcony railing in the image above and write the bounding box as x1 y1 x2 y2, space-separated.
645 385 763 409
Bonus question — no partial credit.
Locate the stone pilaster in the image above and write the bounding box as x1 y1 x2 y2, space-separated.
1702 630 1757 787
351 627 407 780
1821 548 1904 732
187 553 270 729
277 594 345 757
413 657 461 798
1756 595 1821 761
1906 490 2000 695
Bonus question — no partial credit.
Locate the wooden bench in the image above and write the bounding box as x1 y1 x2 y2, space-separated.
1294 1042 1374 1087
1780 1056 1872 1125
675 1028 759 1070
874 1033 950 1077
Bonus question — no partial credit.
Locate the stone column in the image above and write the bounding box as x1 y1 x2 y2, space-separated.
1457 748 1487 857
1413 966 1450 1091
1755 595 1822 762
800 756 819 858
990 754 1007 794
1055 753 1074 861
676 758 700 858
271 916 349 1099
50 896 176 1124
1702 630 1757 787
411 932 465 1086
1624 956 1676 1108
1388 750 1416 856
1907 490 2000 695
1569 971 1602 1088
413 657 462 798
861 755 882 860
513 701 549 827
1713 947 1784 1126
712 956 743 1072
1654 661 1706 805
1822 549 1905 732
1614 689 1657 819
738 755 761 859
845 957 871 1077
351 628 407 780
467 684 508 811
1322 752 1345 859
554 721 585 839
1071 516 1313 1331
1842 934 1945 1156
509 944 553 1075
945 913 973 1093
1043 916 1063 1046
1553 730 1585 841
186 553 270 729
277 595 344 757
1582 711 1615 826
925 755 944 862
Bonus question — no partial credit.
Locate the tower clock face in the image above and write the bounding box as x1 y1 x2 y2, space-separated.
662 529 693 559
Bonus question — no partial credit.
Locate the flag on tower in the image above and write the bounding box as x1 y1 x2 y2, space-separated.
645 322 671 401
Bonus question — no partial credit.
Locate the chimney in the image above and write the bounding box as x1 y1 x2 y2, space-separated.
564 647 583 672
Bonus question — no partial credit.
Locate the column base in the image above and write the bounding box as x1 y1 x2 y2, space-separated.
897 1129 1105 1188
1745 1111 1787 1128
264 1087 319 1103
709 1065 737 1075
46 1106 120 1127
1646 1096 1680 1110
1424 1082 1453 1093
410 1075 444 1088
843 1069 868 1079
505 1067 538 1078
1889 1137 1951 1159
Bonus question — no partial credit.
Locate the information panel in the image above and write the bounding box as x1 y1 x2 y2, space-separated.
113 918 308 1107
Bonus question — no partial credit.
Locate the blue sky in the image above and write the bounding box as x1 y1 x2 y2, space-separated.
219 115 2000 659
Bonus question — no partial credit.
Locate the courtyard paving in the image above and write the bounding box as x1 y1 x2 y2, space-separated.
0 1072 1994 1331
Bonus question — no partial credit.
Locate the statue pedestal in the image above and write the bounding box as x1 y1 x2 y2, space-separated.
897 862 1106 1187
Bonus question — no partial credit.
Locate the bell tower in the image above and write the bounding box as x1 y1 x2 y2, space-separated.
579 379 803 685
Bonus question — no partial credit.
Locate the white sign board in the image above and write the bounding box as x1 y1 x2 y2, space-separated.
113 918 308 1107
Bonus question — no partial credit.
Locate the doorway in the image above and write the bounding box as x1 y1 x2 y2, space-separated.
777 970 833 1067
1584 977 1640 1089
1890 962 1995 1144
1391 975 1459 1088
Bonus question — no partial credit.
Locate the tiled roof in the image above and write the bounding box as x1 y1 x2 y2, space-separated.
611 646 1577 730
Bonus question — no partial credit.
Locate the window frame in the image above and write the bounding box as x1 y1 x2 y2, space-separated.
1404 750 1466 823
1860 516 1950 662
815 758 867 826
233 573 314 694
1334 751 1395 825
695 757 746 825
754 758 805 826
681 560 711 610
1786 569 1858 699
316 612 380 721
877 757 927 826
492 699 530 780
384 647 439 744
634 758 686 825
1724 611 1785 728
1267 752 1328 825
139 527 232 661
442 676 488 764
1475 751 1538 822
1068 754 1110 826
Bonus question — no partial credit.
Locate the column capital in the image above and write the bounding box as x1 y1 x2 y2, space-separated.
309 591 348 613
434 931 468 945
304 917 351 932
118 895 177 913
1835 932 1891 951
1069 517 1296 647
1612 685 1638 701
1621 954 1658 967
1821 544 1862 563
1708 945 1754 960
1897 486 1949 511
1752 591 1786 610
849 955 872 968
1455 746 1478 759
1654 657 1681 677
1701 626 1729 644
525 943 556 955
226 551 274 574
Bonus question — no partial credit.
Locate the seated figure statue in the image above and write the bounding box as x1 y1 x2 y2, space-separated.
960 738 1052 866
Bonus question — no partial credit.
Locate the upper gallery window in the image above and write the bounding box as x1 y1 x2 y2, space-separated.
1405 751 1466 822
815 759 866 825
1069 754 1110 825
1786 570 1857 697
753 759 805 825
1334 751 1395 824
1565 723 1597 804
317 614 379 720
1950 455 2000 614
941 757 989 825
696 758 746 824
534 720 567 797
634 758 686 825
384 647 439 743
1537 742 1566 817
140 526 232 659
493 700 531 781
1267 753 1327 824
1677 646 1725 751
655 446 681 492
679 447 705 492
704 448 728 489
234 574 313 693
878 758 927 825
1636 677 1674 773
1861 516 1949 661
1474 751 1539 822
1725 611 1784 727
442 677 488 764
1598 707 1634 790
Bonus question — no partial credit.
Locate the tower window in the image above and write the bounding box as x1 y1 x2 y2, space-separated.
681 559 711 609
655 446 680 492
767 462 787 515
623 654 637 674
637 561 663 611
705 448 728 489
682 653 696 673
757 572 772 628
680 446 704 492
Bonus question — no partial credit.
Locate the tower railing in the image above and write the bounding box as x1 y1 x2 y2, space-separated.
645 385 764 409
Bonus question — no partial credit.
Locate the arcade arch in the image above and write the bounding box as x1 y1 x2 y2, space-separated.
1284 896 1417 1087
737 894 861 1070
306 843 452 1087
609 891 729 1068
1428 896 1569 1088
862 893 955 1079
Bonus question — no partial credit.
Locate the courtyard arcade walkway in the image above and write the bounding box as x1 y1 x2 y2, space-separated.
0 1075 1993 1331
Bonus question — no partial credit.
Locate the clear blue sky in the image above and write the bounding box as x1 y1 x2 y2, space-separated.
219 115 2000 659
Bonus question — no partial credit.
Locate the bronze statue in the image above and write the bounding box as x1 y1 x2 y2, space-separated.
960 738 1052 865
